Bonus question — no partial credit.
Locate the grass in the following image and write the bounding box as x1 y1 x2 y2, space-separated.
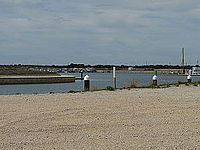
68 90 79 93
185 83 190 86
193 83 198 86
174 83 180 87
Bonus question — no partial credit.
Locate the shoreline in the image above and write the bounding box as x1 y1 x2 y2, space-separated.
0 80 199 96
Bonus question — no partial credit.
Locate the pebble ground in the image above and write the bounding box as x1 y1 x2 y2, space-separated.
0 86 200 150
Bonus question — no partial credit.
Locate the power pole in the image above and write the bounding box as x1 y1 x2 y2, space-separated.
181 48 185 74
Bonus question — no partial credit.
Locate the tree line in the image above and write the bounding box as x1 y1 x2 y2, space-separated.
0 63 198 69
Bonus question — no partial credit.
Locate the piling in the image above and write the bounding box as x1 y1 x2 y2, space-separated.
84 75 90 91
187 75 192 83
152 75 158 86
80 70 84 80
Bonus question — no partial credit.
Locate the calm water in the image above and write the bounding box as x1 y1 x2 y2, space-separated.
0 73 200 95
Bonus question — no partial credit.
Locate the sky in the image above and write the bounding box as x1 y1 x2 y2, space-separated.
0 0 200 65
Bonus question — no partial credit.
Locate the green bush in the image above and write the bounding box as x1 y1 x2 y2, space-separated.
106 86 115 91
175 83 180 87
68 90 76 93
193 83 198 86
185 83 189 86
165 84 170 88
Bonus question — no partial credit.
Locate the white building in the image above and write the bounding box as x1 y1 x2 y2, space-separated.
192 67 200 75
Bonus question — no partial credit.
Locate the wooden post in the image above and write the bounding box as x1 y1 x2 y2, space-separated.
181 48 185 74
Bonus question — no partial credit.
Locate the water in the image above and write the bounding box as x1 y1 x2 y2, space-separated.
0 73 200 95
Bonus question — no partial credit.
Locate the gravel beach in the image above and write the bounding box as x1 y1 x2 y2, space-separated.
0 86 200 150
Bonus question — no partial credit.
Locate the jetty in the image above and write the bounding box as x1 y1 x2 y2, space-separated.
0 75 75 85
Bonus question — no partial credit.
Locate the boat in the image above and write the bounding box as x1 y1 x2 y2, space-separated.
186 67 200 76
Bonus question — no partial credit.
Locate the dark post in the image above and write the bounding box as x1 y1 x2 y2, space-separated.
152 75 157 86
84 75 90 91
187 75 192 83
181 48 185 74
80 70 83 80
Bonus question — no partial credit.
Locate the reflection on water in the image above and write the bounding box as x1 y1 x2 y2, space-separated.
0 73 200 95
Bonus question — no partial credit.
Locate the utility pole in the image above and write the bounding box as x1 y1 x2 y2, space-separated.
181 48 185 74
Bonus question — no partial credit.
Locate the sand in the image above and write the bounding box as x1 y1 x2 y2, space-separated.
0 86 200 150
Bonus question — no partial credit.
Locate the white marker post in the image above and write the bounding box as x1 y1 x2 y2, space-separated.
80 70 84 80
152 74 158 86
113 67 116 89
187 74 192 83
84 75 90 91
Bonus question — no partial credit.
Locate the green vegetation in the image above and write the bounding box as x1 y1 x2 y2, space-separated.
106 86 115 91
185 83 190 86
68 90 78 93
174 83 180 87
0 63 196 70
161 84 170 88
193 83 198 86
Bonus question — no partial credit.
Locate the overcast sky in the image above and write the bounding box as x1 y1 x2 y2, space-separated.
0 0 200 65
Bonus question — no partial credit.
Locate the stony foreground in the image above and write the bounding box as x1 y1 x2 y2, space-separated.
0 86 200 150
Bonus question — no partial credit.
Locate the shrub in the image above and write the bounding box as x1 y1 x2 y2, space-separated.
164 84 170 88
185 83 189 86
68 90 76 93
193 83 198 86
106 86 115 91
175 83 180 87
